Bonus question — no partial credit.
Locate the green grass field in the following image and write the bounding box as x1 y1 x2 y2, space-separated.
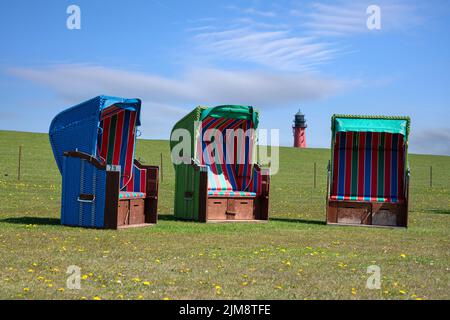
0 130 449 300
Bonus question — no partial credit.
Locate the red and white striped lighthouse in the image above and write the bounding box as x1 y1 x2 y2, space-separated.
293 110 307 148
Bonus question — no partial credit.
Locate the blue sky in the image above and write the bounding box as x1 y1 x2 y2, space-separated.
0 0 449 155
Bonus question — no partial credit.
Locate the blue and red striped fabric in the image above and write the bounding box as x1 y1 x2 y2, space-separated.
125 165 147 193
198 116 260 195
97 105 137 190
247 166 262 196
331 131 406 203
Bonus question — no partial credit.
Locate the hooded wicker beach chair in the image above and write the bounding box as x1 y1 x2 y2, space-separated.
170 105 270 222
326 115 411 228
49 96 159 229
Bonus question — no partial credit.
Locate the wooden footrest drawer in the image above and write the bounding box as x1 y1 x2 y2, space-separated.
207 197 255 220
118 199 145 226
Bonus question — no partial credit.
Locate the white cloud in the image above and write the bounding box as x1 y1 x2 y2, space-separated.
8 64 348 138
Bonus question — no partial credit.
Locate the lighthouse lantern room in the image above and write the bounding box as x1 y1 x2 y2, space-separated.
293 110 307 148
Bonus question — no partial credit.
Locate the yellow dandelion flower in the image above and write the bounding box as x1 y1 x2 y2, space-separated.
241 281 249 286
47 284 53 288
143 281 151 286
37 276 45 281
400 254 407 258
81 275 88 280
399 290 406 295
163 297 170 300
23 287 30 292
58 288 65 292
27 269 34 273
117 294 124 299
132 277 141 282
93 296 101 300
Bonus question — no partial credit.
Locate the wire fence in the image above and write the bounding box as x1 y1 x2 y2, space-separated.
291 162 449 215
1 143 448 216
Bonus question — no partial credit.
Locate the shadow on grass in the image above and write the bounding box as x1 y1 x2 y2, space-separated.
426 209 450 215
0 217 60 226
158 215 327 226
157 214 179 221
270 217 326 226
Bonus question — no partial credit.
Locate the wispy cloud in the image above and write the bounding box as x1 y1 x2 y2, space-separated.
188 1 421 71
192 27 338 71
293 1 422 37
410 128 450 156
225 5 277 18
8 64 348 138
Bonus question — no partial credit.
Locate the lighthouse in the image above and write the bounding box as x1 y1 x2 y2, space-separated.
293 110 307 148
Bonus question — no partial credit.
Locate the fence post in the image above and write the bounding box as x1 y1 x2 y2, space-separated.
18 145 23 181
430 166 433 188
160 153 164 183
313 162 317 189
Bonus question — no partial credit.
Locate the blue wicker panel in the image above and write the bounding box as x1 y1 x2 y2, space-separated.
50 97 101 174
61 157 82 226
61 156 106 228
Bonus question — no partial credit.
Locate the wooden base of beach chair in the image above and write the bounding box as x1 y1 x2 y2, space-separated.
62 151 159 229
326 199 408 228
206 197 264 221
197 165 270 223
103 161 159 230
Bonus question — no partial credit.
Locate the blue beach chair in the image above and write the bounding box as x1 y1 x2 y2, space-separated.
49 96 159 229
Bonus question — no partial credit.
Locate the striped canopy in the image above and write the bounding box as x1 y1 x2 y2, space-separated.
171 105 262 196
330 115 410 203
49 96 141 191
